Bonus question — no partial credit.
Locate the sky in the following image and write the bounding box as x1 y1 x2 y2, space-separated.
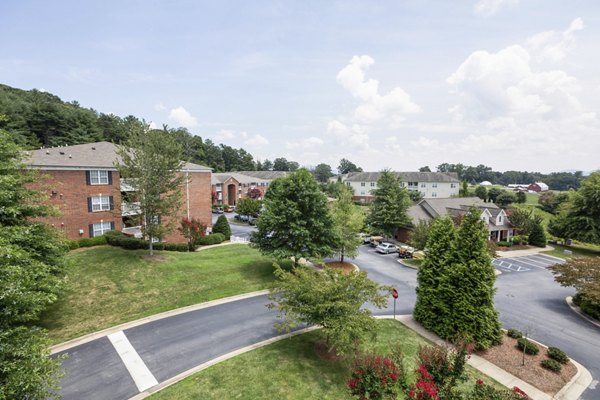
2 0 599 173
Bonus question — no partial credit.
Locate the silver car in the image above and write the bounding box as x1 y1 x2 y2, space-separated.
376 242 399 254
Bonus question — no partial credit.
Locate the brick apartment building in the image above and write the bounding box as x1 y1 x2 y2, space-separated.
26 141 212 243
211 171 288 206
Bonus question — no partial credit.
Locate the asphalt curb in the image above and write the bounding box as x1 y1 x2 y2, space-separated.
50 290 270 354
375 315 591 400
566 296 600 329
129 326 320 400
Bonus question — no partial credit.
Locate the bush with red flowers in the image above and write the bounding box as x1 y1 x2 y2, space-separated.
178 218 207 251
347 350 406 400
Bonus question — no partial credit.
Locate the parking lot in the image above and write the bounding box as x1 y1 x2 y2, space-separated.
492 254 562 273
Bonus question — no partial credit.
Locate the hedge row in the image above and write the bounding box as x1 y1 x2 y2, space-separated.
103 230 226 251
67 235 107 250
197 233 225 245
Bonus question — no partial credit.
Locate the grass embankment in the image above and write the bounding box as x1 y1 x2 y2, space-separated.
40 245 288 344
543 242 600 260
150 320 501 400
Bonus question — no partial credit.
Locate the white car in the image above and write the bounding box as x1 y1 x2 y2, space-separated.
376 242 399 254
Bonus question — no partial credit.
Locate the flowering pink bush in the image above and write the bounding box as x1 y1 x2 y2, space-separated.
178 218 206 250
406 364 441 400
347 354 404 399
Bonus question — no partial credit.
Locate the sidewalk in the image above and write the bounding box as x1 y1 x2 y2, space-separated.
496 245 558 259
381 315 592 400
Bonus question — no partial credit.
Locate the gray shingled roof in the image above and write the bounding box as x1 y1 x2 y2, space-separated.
234 171 289 180
407 197 511 228
344 171 459 183
25 141 211 171
212 172 270 185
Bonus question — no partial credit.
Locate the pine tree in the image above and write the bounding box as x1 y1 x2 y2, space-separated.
448 207 502 348
413 216 456 333
367 170 411 238
212 215 231 239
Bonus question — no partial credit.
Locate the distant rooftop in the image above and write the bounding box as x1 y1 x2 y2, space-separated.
342 171 460 183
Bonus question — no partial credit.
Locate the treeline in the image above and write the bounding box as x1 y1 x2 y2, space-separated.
0 84 301 173
429 163 585 191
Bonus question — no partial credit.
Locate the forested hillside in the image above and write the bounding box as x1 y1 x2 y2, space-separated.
0 84 273 172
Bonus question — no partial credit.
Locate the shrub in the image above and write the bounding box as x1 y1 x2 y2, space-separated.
541 359 562 373
163 243 190 252
417 342 472 392
516 338 539 355
511 235 528 246
547 347 569 364
67 240 80 250
212 215 231 240
467 380 530 399
347 352 405 400
573 293 600 321
507 329 523 339
67 235 107 250
496 240 511 247
198 233 225 246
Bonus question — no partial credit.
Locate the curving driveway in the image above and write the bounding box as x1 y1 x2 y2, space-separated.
54 245 600 399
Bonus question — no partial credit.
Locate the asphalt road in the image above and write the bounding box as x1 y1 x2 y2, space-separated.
55 243 600 399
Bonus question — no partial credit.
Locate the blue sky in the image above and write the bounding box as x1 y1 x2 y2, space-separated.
2 1 599 173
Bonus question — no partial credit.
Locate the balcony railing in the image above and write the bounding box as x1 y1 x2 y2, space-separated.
121 202 141 216
122 225 143 238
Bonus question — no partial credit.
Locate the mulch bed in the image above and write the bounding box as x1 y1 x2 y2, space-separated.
321 261 355 275
478 333 577 395
314 340 341 362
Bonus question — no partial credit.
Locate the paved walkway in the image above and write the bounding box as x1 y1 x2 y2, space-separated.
496 245 559 259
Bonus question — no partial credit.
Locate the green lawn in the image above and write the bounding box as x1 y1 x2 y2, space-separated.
543 242 600 260
39 245 288 344
509 203 553 228
150 320 501 400
524 192 539 205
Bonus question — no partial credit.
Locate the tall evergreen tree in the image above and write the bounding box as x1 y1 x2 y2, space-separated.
252 169 334 267
0 130 66 399
367 170 411 238
413 217 456 335
448 207 502 348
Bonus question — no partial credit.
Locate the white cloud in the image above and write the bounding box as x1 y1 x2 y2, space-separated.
473 0 519 17
154 103 167 111
286 136 324 149
168 106 199 128
336 55 420 127
527 18 584 64
215 129 236 141
244 134 270 147
149 121 159 129
326 120 369 148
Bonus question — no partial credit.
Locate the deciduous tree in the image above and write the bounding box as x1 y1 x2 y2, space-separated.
331 187 365 262
549 257 600 302
252 169 335 266
338 158 363 174
268 264 387 355
236 197 261 218
313 163 334 182
474 186 487 202
116 125 185 255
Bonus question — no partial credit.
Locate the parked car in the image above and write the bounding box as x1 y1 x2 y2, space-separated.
359 233 370 244
212 207 224 214
248 216 258 225
224 206 234 212
376 242 399 254
234 214 249 222
398 245 415 259
369 236 384 247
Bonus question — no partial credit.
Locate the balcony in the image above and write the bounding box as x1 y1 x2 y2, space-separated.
122 202 141 216
122 225 143 238
120 178 136 192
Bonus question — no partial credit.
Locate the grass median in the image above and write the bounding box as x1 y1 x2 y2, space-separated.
39 244 288 344
150 319 502 400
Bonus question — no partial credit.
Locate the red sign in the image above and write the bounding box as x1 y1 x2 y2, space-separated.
392 288 398 299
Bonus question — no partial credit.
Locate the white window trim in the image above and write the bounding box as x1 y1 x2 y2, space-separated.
91 195 110 212
92 221 112 237
90 170 109 185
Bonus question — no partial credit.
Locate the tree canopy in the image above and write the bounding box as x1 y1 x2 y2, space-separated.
312 163 334 182
549 257 600 302
338 158 363 174
331 186 365 262
0 129 66 399
116 126 185 255
367 170 411 237
252 169 335 266
268 264 387 355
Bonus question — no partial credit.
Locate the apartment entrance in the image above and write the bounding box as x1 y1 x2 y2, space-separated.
227 184 237 206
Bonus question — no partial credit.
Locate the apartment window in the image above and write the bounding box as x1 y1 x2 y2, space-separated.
361 190 365 195
346 182 351 187
498 216 503 224
420 183 426 188
432 192 437 197
361 182 366 187
432 183 438 188
451 183 456 188
90 221 114 237
370 182 375 187
89 195 112 212
216 183 222 188
87 170 110 185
